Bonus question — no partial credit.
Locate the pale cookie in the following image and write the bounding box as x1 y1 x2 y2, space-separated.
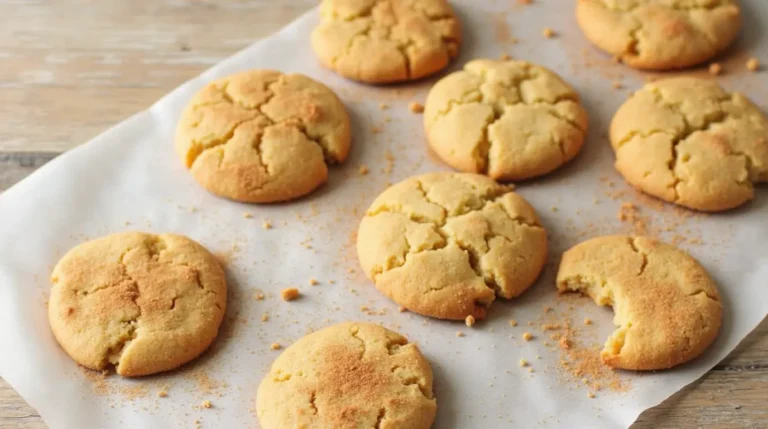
256 322 436 429
424 59 588 181
48 232 227 377
311 0 462 83
557 235 722 370
176 70 351 203
610 77 768 211
357 172 548 320
577 0 741 70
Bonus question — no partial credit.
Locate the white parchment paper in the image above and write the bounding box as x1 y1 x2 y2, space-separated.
1 2 767 428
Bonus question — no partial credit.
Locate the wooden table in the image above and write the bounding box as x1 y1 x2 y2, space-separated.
1 1 766 427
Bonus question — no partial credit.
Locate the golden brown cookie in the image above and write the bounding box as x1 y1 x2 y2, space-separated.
424 59 588 181
576 0 742 70
48 232 227 377
176 70 351 203
311 0 462 83
610 77 768 211
256 322 436 429
357 172 548 320
557 235 722 370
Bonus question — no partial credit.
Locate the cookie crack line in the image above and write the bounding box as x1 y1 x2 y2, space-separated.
430 64 584 173
366 192 543 293
185 77 338 169
105 246 143 370
627 237 648 276
324 0 457 79
616 90 757 201
350 326 367 360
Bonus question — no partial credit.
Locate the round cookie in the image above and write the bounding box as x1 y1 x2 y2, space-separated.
311 0 462 83
176 69 351 203
256 322 436 429
576 0 742 70
423 59 589 181
557 235 722 370
48 232 227 377
357 172 548 320
610 77 768 211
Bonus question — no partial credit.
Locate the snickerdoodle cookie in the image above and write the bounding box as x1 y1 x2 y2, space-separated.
176 69 351 203
576 0 741 70
611 77 768 211
311 0 462 83
256 322 436 429
357 172 548 320
557 235 722 370
48 232 227 377
424 59 588 181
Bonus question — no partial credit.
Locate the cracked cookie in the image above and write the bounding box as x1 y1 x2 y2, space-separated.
48 232 227 377
611 77 768 211
357 172 548 320
423 59 588 181
576 0 741 70
256 322 436 429
176 69 351 203
557 235 722 370
311 0 462 83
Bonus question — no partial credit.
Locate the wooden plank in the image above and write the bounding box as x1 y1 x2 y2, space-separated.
0 152 58 191
0 0 316 153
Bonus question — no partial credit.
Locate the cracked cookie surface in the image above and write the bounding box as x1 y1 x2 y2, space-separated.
311 0 462 83
557 235 722 370
610 77 768 211
357 172 548 320
48 232 227 377
576 0 741 70
256 322 436 429
176 69 351 203
423 59 588 181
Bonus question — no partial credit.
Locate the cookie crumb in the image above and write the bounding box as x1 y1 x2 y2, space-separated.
587 392 596 399
262 220 272 230
309 278 319 286
398 306 407 313
518 0 533 4
270 343 282 350
408 102 424 113
201 400 212 408
243 212 253 219
328 279 335 285
500 53 512 61
359 165 369 176
522 332 533 341
371 126 382 134
542 27 556 38
746 57 760 71
379 103 389 110
508 319 518 327
543 306 553 313
584 318 592 325
528 367 535 373
456 331 465 337
465 315 476 327
157 390 168 398
559 337 572 349
281 288 300 301
519 359 528 367
709 62 722 76
612 82 623 89
611 55 622 64
253 290 265 300
261 312 269 322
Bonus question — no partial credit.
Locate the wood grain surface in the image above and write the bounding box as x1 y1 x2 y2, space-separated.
1 1 766 428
